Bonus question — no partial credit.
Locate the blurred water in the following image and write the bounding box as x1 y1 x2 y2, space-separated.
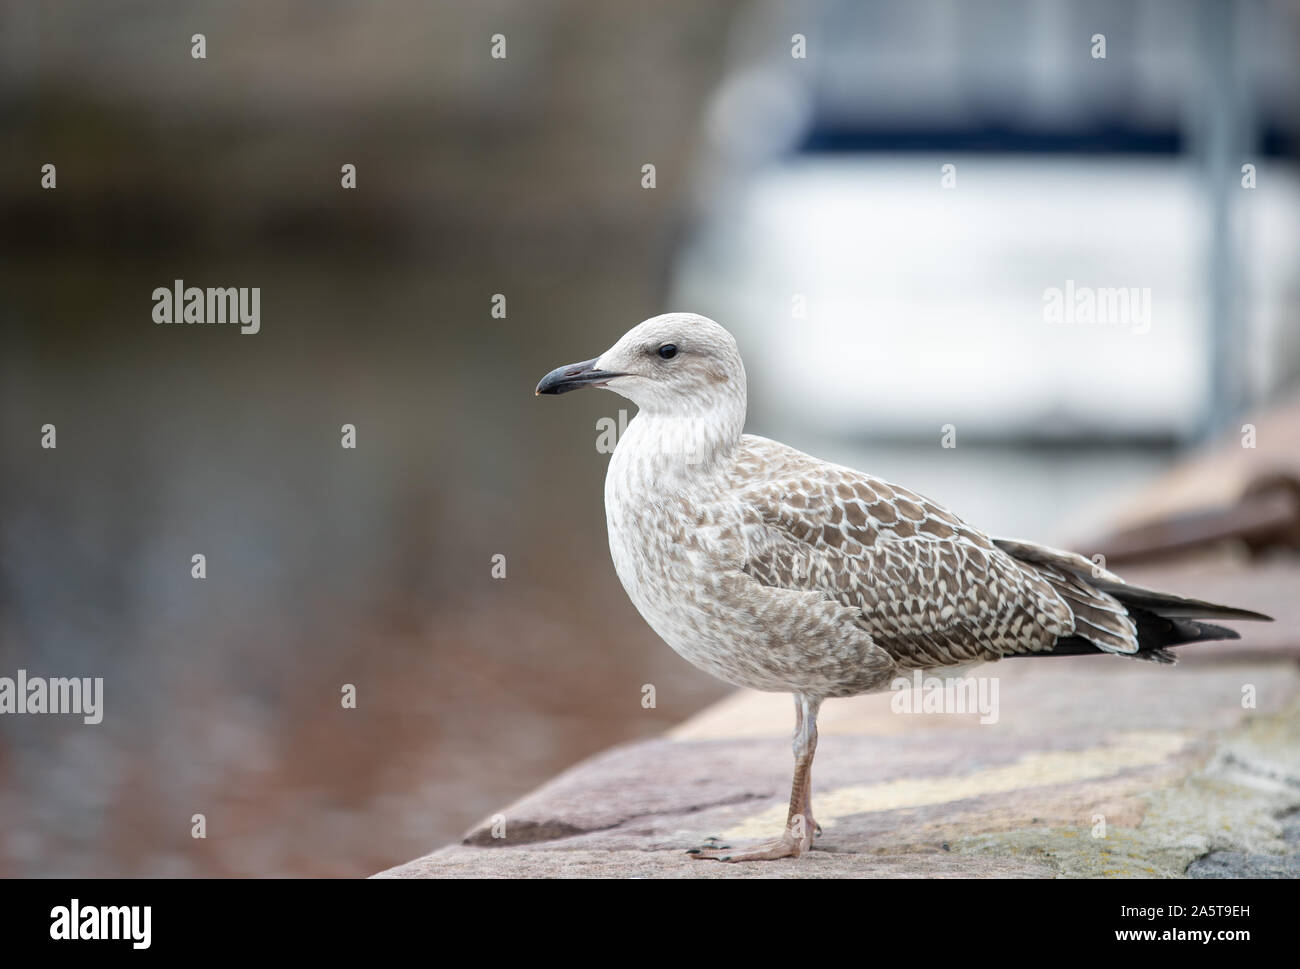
0 255 736 875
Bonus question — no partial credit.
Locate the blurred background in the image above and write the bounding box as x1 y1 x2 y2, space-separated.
1 0 1297 876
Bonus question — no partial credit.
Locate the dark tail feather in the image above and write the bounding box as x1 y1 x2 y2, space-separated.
1089 580 1273 623
1105 582 1270 661
1127 609 1243 663
1039 608 1241 663
990 536 1271 662
1013 598 1268 665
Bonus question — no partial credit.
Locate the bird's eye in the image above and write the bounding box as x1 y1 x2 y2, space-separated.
657 344 678 360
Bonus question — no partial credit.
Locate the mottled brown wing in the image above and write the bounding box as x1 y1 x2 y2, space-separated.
728 437 1089 667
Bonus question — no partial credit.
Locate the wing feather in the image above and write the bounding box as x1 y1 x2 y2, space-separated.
727 436 1093 667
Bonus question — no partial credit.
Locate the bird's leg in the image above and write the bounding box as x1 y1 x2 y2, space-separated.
688 694 821 862
793 693 822 839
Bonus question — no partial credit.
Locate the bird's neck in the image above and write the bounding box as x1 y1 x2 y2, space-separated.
614 399 745 485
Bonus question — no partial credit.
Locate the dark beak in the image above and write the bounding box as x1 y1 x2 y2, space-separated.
535 357 625 396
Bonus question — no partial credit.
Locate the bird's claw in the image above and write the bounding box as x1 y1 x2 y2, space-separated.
687 826 811 862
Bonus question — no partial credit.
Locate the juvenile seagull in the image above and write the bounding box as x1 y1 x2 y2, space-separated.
536 312 1272 862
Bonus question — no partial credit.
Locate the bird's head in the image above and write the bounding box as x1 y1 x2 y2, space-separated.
535 312 746 417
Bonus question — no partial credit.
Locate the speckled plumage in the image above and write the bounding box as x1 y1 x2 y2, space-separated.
538 312 1270 861
608 426 1143 699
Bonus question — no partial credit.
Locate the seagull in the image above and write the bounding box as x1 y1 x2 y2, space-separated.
535 312 1272 863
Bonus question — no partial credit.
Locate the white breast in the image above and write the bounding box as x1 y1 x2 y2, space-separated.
602 416 795 691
